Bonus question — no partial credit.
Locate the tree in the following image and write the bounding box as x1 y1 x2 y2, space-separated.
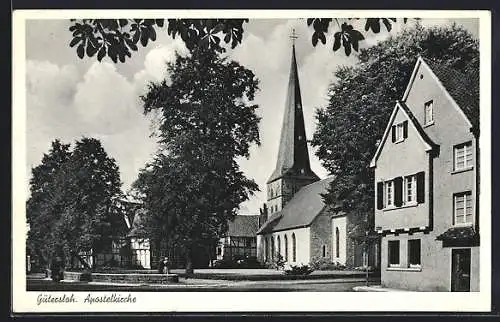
27 139 71 269
132 46 261 274
68 18 412 63
311 24 479 238
26 138 123 269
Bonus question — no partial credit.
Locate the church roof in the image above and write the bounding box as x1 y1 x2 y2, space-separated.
257 176 335 234
267 44 319 184
226 215 259 237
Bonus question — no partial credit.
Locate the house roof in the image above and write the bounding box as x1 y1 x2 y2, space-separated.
436 226 479 247
370 100 438 168
226 215 260 237
402 56 479 130
267 44 319 184
257 176 335 234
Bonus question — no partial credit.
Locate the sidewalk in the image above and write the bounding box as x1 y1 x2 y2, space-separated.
353 285 411 292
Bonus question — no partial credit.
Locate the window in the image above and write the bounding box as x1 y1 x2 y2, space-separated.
264 238 268 261
424 100 434 125
277 236 281 257
292 233 296 262
322 245 326 258
454 142 473 170
404 175 417 204
391 121 408 143
388 240 400 267
454 192 473 225
284 235 288 261
377 172 425 210
335 227 340 258
395 123 404 142
271 237 275 260
217 247 222 256
385 181 394 207
408 239 421 267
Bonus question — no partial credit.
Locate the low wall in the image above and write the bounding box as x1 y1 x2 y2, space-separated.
64 271 179 284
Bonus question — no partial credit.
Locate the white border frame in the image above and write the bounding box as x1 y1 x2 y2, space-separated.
12 9 492 313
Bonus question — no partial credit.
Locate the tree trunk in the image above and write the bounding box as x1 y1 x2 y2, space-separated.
185 246 194 276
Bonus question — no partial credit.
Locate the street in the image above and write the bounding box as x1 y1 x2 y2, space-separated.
27 276 379 292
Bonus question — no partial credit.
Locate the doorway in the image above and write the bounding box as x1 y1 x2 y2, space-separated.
451 248 471 292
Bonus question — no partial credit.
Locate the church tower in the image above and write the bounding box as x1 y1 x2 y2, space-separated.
266 35 319 216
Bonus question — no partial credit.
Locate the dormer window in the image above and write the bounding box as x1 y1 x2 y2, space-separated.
424 100 434 125
391 121 408 143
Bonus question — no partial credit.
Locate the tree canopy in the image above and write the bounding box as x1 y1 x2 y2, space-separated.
132 47 261 273
311 24 479 231
26 138 122 268
68 18 412 62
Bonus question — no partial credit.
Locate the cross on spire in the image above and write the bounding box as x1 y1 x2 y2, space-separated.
290 28 298 45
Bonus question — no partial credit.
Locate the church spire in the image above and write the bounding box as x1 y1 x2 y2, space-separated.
267 37 319 184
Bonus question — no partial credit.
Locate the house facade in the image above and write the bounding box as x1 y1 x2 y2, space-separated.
256 43 369 268
370 57 479 291
216 214 259 261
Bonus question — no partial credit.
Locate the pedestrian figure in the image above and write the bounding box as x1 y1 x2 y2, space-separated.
162 257 170 274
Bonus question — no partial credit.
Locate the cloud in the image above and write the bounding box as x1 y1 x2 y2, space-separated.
230 19 360 214
25 38 190 193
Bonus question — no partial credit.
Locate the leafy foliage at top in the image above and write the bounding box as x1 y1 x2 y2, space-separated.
26 138 123 267
311 24 479 232
68 18 412 63
69 19 248 63
132 47 261 271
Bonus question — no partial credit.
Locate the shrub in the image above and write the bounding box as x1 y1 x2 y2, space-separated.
284 264 314 276
310 259 347 271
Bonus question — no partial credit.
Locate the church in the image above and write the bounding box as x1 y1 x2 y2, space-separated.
256 42 374 269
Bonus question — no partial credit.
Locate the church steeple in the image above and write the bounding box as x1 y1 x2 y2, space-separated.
264 35 319 216
267 40 319 185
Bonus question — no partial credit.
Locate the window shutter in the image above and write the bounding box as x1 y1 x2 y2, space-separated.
394 177 403 207
403 121 408 139
377 182 384 210
416 172 425 203
391 125 396 142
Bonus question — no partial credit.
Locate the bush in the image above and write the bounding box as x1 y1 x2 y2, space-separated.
310 259 347 271
284 264 314 276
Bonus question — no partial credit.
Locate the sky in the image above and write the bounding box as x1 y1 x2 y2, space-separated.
25 17 479 215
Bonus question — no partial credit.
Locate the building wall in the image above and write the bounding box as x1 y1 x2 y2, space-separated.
405 61 477 234
130 237 151 269
381 232 480 291
217 236 257 260
375 60 479 291
258 227 310 265
375 107 431 231
309 209 333 263
330 216 347 265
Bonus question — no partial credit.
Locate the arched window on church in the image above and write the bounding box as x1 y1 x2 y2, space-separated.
277 236 281 257
284 235 288 261
271 237 275 261
292 233 296 262
264 237 268 262
335 227 340 258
